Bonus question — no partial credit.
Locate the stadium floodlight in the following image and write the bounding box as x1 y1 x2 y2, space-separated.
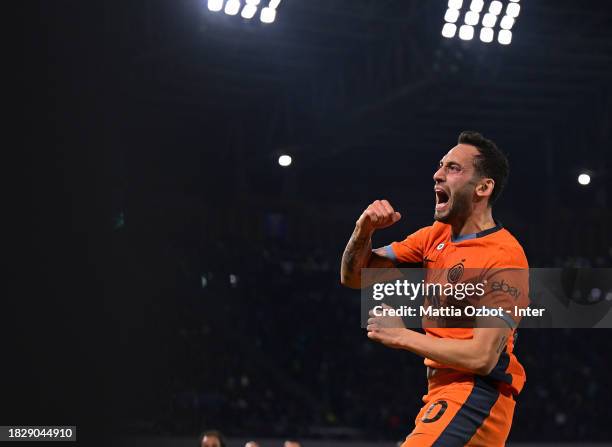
469 0 484 13
208 0 224 12
480 27 494 42
209 0 281 23
224 0 241 15
459 24 474 40
260 6 276 22
464 11 480 26
500 15 515 29
441 0 519 45
241 4 257 18
241 0 260 19
278 154 292 167
498 29 512 44
506 2 521 18
444 8 460 23
488 0 503 15
441 23 458 38
578 173 591 185
482 13 497 28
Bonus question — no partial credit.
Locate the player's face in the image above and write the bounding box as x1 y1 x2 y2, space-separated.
202 436 221 447
432 144 480 223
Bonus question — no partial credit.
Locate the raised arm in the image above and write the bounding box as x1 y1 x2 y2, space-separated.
340 200 401 289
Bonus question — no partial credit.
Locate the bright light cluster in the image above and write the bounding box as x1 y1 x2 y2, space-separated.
441 0 521 45
207 0 282 23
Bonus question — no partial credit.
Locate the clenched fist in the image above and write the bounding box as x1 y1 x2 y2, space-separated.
356 199 401 234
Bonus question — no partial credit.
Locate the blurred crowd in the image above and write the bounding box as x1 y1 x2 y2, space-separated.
135 237 612 443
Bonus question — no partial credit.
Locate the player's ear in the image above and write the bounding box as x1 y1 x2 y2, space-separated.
476 178 495 199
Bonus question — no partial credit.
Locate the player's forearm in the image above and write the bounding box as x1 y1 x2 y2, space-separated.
398 330 498 375
340 225 373 289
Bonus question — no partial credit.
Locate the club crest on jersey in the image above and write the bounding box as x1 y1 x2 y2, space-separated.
447 262 464 283
436 243 445 250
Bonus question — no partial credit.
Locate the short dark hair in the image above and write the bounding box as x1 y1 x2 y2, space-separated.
199 430 226 447
458 130 509 206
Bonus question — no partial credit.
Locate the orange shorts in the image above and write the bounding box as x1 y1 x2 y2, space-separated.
401 370 516 447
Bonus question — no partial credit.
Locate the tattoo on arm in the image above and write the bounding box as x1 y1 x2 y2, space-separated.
341 228 372 283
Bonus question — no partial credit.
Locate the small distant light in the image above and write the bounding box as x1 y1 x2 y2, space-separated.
241 4 257 18
606 291 612 301
555 412 567 426
459 24 474 40
224 0 241 15
482 13 497 28
509 0 519 2
260 6 276 23
498 29 512 44
229 274 239 287
489 0 503 15
578 173 591 185
506 2 521 18
444 8 460 23
500 15 515 29
201 275 208 288
278 154 292 167
441 23 457 38
269 0 281 8
448 0 463 9
464 11 480 25
480 27 494 43
590 288 602 300
469 0 484 13
113 212 125 230
208 0 224 12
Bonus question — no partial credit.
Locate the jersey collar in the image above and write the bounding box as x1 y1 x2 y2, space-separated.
450 221 503 243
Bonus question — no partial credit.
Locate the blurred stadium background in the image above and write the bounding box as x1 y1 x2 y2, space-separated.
19 0 612 445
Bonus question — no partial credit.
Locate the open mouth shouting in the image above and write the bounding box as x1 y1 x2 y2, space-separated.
435 186 450 212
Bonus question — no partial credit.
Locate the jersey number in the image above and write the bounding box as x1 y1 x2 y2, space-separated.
421 400 448 423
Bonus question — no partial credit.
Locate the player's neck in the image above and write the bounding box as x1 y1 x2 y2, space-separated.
451 208 496 239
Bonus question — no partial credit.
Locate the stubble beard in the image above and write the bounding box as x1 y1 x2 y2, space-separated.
434 185 473 225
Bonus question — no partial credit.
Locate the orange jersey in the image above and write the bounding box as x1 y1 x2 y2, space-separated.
401 370 516 447
387 221 529 395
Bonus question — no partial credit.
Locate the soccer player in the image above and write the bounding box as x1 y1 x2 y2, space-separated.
340 131 528 446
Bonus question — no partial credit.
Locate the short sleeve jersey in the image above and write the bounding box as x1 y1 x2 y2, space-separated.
386 221 529 395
